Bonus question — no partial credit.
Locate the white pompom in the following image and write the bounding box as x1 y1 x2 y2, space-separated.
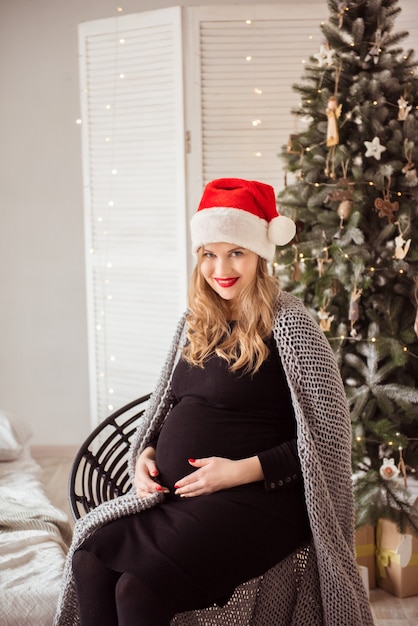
268 215 296 246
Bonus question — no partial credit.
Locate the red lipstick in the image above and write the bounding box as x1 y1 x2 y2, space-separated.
214 277 239 288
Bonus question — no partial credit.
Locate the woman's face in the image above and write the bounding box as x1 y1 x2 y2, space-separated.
199 242 259 305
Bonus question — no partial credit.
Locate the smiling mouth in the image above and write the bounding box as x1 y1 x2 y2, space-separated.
214 277 239 288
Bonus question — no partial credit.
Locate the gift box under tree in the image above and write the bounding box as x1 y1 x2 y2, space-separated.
375 517 418 598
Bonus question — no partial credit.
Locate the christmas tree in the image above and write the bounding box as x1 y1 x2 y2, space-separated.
275 0 418 532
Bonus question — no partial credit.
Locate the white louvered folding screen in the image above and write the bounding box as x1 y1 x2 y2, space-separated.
184 4 328 207
79 7 187 425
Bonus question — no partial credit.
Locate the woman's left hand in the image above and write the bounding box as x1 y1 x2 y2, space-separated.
174 455 264 497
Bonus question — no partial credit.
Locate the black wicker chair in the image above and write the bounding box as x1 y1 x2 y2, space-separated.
68 393 151 520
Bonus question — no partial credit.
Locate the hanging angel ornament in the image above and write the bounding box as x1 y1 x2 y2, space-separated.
397 95 412 121
325 96 342 178
326 96 342 147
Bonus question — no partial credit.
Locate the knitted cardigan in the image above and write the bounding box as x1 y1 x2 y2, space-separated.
54 292 374 626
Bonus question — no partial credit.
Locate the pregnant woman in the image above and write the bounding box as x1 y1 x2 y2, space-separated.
55 178 373 626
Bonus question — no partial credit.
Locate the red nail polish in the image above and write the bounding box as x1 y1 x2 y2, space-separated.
188 458 196 463
174 484 179 489
155 485 162 491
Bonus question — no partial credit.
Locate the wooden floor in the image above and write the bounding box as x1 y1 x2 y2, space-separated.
370 588 418 625
34 448 418 625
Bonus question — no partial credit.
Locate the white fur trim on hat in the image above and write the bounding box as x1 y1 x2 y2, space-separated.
191 206 276 261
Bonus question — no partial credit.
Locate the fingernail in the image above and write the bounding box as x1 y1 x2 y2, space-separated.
174 484 180 489
188 458 196 463
151 470 158 476
155 485 162 491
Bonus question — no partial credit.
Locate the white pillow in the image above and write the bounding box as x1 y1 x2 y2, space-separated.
0 411 33 461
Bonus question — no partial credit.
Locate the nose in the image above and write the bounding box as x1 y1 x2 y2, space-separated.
215 255 232 275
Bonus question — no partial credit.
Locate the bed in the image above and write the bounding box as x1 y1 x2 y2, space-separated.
0 410 72 625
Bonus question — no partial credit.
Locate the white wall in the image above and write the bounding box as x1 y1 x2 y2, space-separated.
0 0 416 446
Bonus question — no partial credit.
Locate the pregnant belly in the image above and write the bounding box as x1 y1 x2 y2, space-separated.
155 401 281 489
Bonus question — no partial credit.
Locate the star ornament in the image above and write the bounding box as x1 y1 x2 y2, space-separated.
313 44 334 67
364 136 387 160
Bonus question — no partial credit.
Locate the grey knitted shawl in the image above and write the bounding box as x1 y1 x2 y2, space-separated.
54 291 374 626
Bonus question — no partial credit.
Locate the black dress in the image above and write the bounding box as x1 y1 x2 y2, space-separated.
79 336 311 612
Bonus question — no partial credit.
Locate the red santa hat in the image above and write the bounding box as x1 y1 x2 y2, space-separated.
191 178 296 261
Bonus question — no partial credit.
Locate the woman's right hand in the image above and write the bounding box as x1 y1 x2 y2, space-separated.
134 446 170 497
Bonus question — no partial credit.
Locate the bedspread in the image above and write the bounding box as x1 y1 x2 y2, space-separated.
0 453 72 625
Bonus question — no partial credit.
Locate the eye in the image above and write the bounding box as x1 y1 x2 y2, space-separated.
231 250 244 257
202 251 215 258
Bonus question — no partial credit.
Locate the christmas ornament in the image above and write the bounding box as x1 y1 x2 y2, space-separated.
365 28 387 64
313 43 334 67
402 139 418 186
364 136 387 160
337 1 349 28
397 95 412 121
398 447 408 489
317 247 332 277
291 259 301 282
318 306 334 332
374 197 399 222
374 175 399 223
326 96 342 147
326 170 354 226
393 234 411 260
349 286 362 337
325 96 343 178
337 200 353 225
287 133 301 155
379 457 400 481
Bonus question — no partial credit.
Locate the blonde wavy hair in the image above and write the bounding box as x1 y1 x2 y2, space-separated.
183 252 280 375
